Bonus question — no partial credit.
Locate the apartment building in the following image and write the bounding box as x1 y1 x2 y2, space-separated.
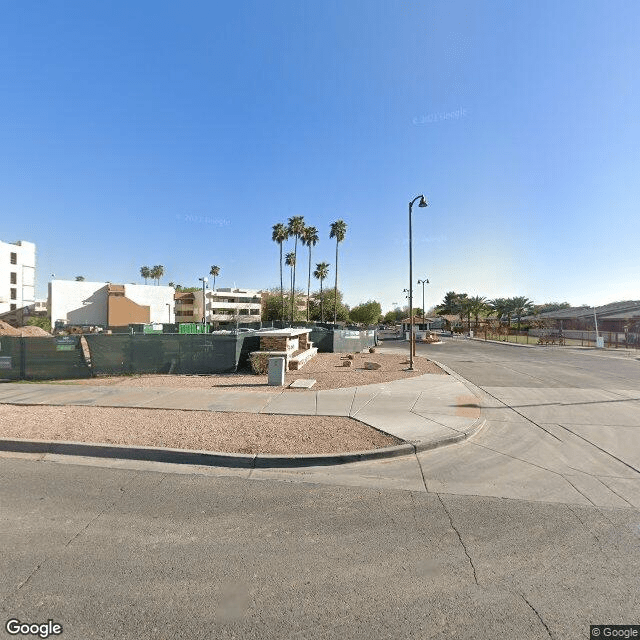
174 287 262 326
0 240 36 314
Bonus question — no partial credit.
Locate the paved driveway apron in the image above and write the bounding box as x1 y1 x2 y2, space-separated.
401 340 640 508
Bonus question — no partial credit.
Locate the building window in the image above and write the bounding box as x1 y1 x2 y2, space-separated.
10 288 17 300
10 252 17 264
10 304 16 311
10 272 17 284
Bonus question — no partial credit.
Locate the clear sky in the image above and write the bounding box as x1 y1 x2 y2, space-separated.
2 1 638 312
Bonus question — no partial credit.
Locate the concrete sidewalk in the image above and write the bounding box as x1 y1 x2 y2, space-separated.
0 366 484 465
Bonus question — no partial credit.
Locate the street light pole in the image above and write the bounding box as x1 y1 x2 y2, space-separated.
408 195 428 370
418 279 429 332
198 277 208 326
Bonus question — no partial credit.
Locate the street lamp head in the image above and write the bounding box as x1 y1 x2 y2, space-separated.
418 196 428 208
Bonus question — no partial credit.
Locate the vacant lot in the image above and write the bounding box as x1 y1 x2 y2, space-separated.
58 352 446 392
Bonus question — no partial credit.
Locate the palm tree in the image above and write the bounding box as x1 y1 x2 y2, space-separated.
151 265 164 285
488 297 508 322
287 216 305 323
209 265 220 290
301 225 319 322
488 297 515 338
511 296 534 331
140 266 151 284
285 251 296 324
272 223 289 322
329 219 347 324
468 295 488 329
313 262 330 323
75 276 85 281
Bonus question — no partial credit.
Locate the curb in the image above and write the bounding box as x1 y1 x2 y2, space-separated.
0 437 418 469
468 337 535 348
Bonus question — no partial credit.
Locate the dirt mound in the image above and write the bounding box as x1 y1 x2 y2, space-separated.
0 320 20 336
19 326 51 337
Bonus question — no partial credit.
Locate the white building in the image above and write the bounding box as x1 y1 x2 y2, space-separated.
204 287 262 325
49 280 175 328
0 240 36 314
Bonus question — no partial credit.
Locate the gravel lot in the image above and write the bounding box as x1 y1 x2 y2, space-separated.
0 405 400 455
57 352 445 391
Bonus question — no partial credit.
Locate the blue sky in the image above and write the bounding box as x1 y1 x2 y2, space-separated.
2 1 638 312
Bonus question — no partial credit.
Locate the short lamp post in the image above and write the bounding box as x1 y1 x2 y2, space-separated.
408 195 428 370
198 277 208 325
417 278 429 332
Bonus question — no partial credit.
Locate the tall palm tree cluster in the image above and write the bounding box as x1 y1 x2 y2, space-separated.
139 265 165 285
436 292 534 331
271 217 347 324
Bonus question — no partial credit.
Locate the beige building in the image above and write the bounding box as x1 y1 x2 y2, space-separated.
49 280 175 329
175 287 262 326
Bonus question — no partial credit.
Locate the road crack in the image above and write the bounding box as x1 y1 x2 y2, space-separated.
436 493 478 585
520 593 553 638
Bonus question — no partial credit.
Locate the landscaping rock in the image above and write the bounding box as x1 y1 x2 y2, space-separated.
364 362 381 370
343 360 352 367
369 347 376 353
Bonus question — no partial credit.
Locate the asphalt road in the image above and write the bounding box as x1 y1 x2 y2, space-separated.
1 339 639 639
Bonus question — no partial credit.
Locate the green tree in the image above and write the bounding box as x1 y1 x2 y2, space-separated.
437 291 462 315
468 295 489 328
301 225 319 322
488 297 509 324
140 266 151 284
261 287 307 322
75 275 85 281
382 310 397 325
272 223 290 322
150 265 164 285
287 216 306 323
349 300 382 326
510 296 534 331
26 316 51 333
329 219 347 324
209 265 220 290
313 261 330 322
309 287 349 323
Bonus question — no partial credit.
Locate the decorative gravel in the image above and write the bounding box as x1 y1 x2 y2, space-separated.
59 352 446 392
0 405 400 455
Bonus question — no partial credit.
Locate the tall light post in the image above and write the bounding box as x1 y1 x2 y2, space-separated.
417 278 429 331
198 277 208 325
408 195 428 370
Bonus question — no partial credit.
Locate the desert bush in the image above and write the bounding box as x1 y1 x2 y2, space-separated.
249 352 270 375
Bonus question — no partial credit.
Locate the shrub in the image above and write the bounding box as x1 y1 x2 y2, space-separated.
249 352 270 375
